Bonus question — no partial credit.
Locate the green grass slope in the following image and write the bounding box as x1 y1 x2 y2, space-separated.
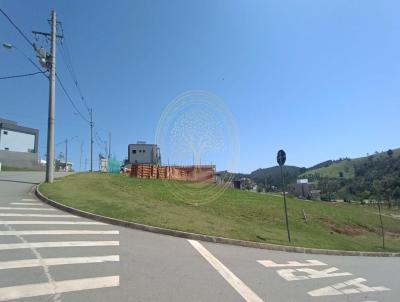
300 148 400 180
40 173 400 252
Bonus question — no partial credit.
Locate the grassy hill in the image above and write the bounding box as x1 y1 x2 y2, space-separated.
301 159 356 179
40 173 400 252
300 148 400 180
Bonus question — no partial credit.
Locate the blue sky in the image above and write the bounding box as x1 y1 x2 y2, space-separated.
1 0 399 173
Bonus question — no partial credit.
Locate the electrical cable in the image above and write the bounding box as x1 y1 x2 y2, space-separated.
0 71 45 80
57 22 90 112
55 73 90 123
0 8 34 47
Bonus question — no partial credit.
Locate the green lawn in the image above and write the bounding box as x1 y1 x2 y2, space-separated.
40 173 400 252
300 160 357 179
299 148 400 180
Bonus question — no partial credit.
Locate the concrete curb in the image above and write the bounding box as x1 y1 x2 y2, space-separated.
35 185 400 257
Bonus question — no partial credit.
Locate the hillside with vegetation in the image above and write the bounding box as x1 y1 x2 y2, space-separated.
300 148 400 205
222 148 400 205
300 148 400 180
249 166 306 190
218 166 306 191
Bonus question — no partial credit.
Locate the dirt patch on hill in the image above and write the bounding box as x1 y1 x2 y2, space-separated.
331 224 364 236
320 218 369 236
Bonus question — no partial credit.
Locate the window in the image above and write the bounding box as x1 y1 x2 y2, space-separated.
3 131 8 135
132 150 136 154
143 149 146 153
139 150 142 153
4 147 9 151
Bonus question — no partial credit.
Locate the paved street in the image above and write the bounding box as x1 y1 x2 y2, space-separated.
0 172 398 302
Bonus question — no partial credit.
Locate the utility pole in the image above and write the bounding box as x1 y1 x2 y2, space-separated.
79 142 83 171
65 138 68 172
108 132 111 160
44 11 56 183
89 108 93 172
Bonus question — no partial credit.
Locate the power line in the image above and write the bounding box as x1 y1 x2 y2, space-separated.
95 131 107 146
94 131 106 149
0 8 34 47
0 71 45 80
59 44 90 111
2 8 98 173
55 73 90 123
0 9 47 76
57 23 90 112
0 9 87 124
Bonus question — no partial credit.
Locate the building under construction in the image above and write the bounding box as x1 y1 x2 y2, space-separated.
130 164 215 182
127 141 215 181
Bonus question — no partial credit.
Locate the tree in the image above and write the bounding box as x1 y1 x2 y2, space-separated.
387 149 394 158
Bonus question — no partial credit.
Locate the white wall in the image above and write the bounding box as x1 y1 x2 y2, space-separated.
0 129 35 153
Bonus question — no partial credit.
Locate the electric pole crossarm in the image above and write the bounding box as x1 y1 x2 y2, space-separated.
32 30 63 39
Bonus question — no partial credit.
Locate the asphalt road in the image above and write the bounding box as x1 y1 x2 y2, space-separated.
0 172 398 302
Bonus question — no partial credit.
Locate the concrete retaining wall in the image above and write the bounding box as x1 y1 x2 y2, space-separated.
0 150 39 169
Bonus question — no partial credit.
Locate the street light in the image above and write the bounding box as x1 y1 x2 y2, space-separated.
2 43 13 49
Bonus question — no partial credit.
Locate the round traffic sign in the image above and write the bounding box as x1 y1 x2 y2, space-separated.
277 149 286 166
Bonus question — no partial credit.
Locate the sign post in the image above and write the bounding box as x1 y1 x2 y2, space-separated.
277 149 291 243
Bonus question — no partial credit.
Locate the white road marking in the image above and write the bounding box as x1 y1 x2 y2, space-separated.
0 255 119 270
0 230 119 236
11 202 42 206
0 207 55 211
258 260 327 268
0 221 105 225
0 275 120 301
188 240 264 302
308 278 391 297
1 219 62 302
0 241 119 250
277 267 352 281
21 198 37 202
0 213 76 218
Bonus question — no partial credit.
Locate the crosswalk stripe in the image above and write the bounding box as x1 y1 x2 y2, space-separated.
0 275 120 301
0 207 55 211
188 240 264 302
0 214 77 218
0 221 106 225
11 202 43 206
0 230 119 235
0 241 119 250
0 255 119 270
